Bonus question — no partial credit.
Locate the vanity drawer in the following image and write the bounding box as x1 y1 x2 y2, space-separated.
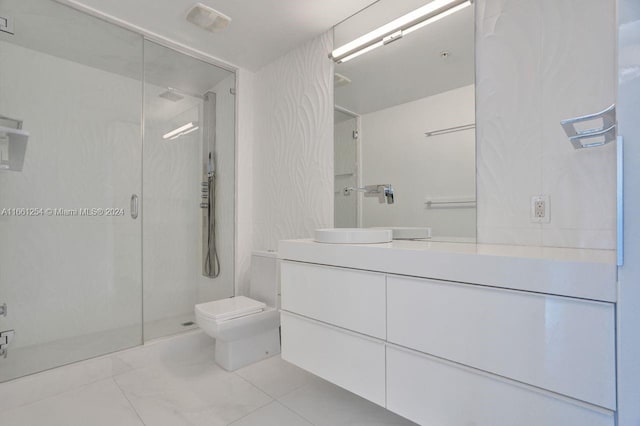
281 312 386 406
386 345 614 426
281 261 386 338
387 275 616 409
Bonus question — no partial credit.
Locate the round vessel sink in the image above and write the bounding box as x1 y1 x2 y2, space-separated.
314 228 392 244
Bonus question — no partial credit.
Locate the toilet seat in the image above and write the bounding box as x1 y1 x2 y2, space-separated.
195 296 266 322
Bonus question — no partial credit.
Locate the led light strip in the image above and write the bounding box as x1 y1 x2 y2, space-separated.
163 122 199 140
169 125 200 140
330 0 472 64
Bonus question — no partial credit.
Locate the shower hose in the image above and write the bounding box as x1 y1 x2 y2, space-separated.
205 173 221 278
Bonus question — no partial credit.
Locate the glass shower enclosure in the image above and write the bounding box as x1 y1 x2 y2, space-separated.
0 0 235 382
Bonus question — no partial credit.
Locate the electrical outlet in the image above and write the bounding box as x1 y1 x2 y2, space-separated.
531 195 550 223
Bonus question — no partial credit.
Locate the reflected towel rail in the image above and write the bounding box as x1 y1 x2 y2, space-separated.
425 123 475 137
425 197 476 208
0 115 23 130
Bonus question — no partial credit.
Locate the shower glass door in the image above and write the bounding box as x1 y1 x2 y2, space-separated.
0 0 143 382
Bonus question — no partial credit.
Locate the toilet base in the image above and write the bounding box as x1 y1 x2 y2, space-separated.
214 327 281 371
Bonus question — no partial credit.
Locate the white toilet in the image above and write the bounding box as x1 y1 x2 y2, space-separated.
195 251 281 371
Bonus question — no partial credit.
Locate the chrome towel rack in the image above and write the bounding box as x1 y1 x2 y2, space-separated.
425 197 476 208
425 123 475 138
560 104 616 149
0 115 23 130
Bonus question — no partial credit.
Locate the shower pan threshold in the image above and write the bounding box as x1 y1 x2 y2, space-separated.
0 314 198 383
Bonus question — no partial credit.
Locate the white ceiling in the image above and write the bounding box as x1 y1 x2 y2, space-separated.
62 0 378 71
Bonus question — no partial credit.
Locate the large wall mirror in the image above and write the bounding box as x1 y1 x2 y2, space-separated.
333 0 476 241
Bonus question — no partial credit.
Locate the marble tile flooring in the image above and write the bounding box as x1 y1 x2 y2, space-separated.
0 331 417 426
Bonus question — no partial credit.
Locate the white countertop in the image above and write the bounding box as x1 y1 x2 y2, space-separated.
278 239 617 302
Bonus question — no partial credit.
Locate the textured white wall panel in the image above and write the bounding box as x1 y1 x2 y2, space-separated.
252 33 334 251
476 0 616 249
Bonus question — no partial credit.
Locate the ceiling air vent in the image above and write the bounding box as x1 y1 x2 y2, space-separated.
186 3 231 33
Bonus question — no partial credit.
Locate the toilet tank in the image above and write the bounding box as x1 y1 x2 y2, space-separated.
249 251 280 308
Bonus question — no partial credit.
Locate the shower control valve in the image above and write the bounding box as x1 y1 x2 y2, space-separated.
0 329 14 346
0 329 15 358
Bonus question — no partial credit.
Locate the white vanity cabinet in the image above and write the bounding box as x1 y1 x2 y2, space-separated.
386 275 616 410
386 345 615 426
281 312 386 406
278 240 618 426
385 275 615 425
280 261 386 338
280 261 387 406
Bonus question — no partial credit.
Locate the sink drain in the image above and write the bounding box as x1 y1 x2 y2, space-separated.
181 321 195 327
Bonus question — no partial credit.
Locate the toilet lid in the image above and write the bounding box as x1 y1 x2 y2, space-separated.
196 296 266 322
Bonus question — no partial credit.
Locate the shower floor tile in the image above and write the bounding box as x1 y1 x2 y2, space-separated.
0 331 417 426
144 313 198 341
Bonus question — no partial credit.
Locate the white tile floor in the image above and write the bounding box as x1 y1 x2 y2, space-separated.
0 331 417 426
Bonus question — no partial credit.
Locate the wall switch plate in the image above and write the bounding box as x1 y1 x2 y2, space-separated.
531 195 550 223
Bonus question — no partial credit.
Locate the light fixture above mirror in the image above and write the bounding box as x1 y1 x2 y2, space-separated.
330 0 472 63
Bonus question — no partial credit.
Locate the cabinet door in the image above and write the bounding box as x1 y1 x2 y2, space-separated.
281 261 386 338
387 345 615 426
281 312 386 406
387 275 616 409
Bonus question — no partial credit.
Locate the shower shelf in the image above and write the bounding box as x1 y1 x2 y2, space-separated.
560 104 616 149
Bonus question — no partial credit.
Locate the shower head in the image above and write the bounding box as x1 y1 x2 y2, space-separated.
158 89 184 102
